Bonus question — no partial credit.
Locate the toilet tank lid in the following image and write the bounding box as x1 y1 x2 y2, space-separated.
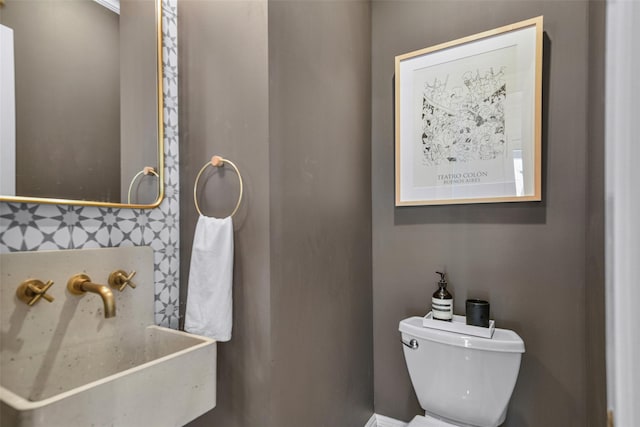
399 316 525 353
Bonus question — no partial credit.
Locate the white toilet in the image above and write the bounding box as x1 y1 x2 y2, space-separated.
399 316 525 427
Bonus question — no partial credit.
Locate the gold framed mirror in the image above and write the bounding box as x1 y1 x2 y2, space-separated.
0 0 164 208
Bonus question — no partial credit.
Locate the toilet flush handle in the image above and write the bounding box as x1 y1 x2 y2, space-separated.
401 338 419 350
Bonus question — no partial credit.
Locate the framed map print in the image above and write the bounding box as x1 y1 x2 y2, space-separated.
395 16 543 206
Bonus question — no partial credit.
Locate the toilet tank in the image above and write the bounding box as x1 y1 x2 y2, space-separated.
399 317 525 427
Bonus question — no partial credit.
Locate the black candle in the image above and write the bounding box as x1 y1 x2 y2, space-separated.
466 299 490 328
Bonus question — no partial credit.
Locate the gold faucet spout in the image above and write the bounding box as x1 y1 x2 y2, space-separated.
80 281 116 318
67 274 116 318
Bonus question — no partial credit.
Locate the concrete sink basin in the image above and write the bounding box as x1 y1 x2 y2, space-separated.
1 326 216 427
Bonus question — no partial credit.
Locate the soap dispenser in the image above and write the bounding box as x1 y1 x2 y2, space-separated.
432 271 453 321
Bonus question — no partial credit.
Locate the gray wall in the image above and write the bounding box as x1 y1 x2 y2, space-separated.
585 1 606 424
179 1 272 426
372 1 605 426
179 1 605 425
2 0 121 201
179 1 373 426
268 2 372 426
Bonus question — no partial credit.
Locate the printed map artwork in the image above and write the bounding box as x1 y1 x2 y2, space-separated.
419 66 507 166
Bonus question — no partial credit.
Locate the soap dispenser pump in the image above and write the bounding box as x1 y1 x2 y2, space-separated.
432 271 453 321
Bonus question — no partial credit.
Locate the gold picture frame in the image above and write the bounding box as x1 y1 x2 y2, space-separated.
395 16 543 206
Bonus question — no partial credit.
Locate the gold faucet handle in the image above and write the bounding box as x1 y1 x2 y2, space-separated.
109 270 137 292
16 279 55 306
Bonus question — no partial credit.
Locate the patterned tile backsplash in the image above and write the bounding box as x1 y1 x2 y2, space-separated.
0 0 180 328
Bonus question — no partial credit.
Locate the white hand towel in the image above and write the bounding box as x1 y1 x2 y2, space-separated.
185 215 234 341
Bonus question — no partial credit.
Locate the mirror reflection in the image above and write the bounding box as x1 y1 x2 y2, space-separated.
0 0 162 206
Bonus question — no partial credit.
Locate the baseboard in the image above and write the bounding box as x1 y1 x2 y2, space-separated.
365 414 377 427
365 413 409 427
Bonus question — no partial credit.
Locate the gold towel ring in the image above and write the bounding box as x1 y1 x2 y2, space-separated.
193 155 244 217
127 166 159 204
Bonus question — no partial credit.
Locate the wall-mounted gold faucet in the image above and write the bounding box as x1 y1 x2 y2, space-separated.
16 279 55 306
67 274 116 318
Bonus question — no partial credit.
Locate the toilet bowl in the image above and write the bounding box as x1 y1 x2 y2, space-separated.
399 316 525 427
